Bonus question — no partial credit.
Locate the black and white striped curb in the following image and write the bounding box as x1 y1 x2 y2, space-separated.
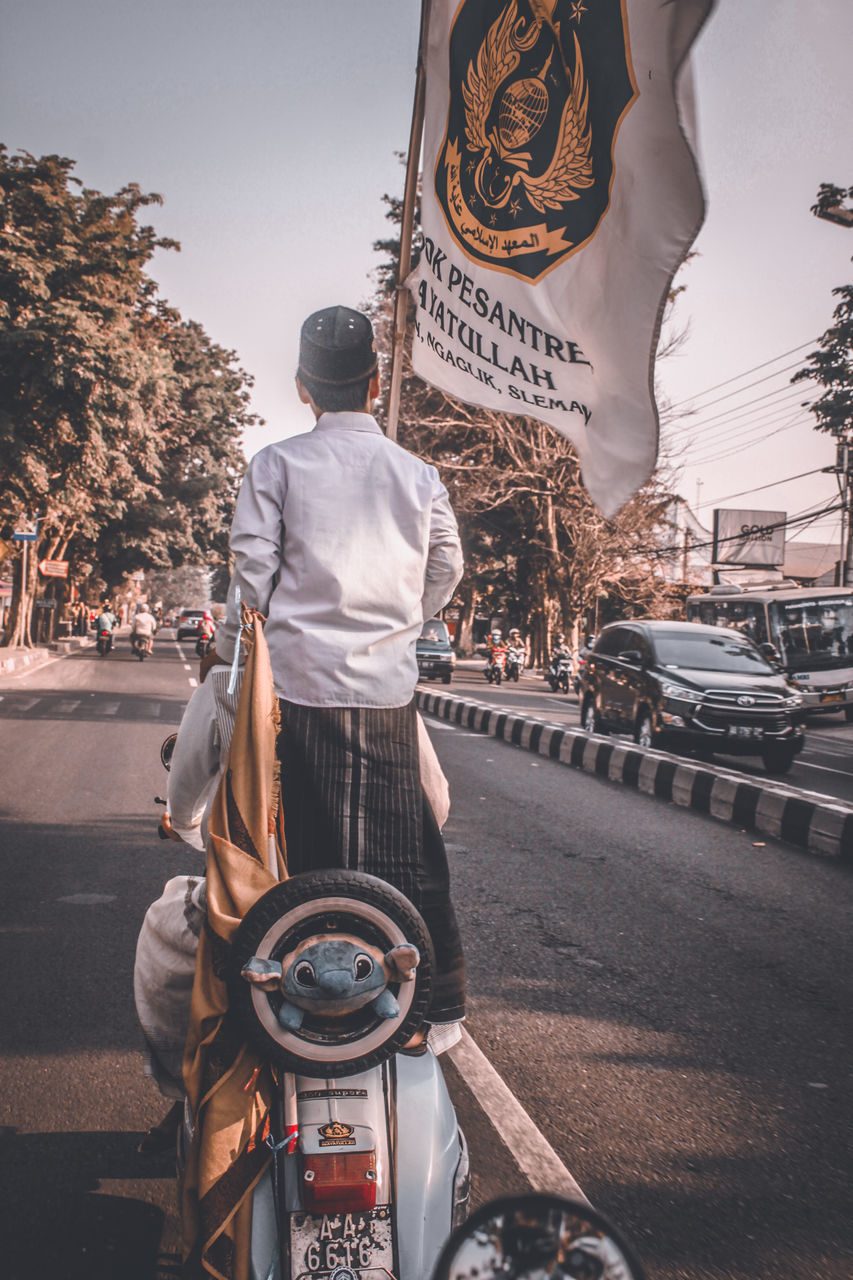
416 689 853 862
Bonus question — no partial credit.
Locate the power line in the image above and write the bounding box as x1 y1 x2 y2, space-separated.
687 415 804 468
667 339 818 411
675 396 814 455
671 381 813 436
672 356 816 415
693 468 826 510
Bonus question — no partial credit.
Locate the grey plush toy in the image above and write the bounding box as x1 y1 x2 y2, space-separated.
241 932 420 1030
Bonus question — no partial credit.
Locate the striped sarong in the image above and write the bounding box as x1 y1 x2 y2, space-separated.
276 698 466 1023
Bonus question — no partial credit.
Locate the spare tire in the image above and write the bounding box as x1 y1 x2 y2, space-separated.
228 870 434 1077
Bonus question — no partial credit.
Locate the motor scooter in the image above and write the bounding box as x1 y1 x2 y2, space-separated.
505 645 525 682
96 628 113 657
196 626 215 659
484 647 508 685
175 869 468 1280
131 633 152 661
150 742 645 1280
546 653 572 694
152 731 467 1280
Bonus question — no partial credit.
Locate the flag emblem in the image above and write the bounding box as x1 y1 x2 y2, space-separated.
435 0 637 281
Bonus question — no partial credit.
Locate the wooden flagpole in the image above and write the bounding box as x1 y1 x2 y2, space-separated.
385 0 431 443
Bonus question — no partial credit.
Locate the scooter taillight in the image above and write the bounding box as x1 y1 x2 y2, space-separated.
302 1151 378 1213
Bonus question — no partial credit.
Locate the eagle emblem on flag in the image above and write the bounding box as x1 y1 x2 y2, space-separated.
435 0 637 281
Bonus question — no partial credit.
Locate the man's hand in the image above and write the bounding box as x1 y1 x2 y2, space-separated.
159 811 185 843
199 646 223 684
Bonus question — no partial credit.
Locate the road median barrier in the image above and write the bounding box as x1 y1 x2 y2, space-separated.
416 688 853 862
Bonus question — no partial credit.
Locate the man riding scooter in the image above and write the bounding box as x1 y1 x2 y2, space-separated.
95 604 118 656
203 305 466 1035
484 629 508 683
546 632 573 693
180 306 466 1273
130 603 156 659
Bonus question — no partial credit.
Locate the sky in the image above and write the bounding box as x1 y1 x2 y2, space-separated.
3 0 852 551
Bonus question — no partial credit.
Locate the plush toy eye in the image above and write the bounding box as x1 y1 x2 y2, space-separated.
294 961 317 987
354 954 374 981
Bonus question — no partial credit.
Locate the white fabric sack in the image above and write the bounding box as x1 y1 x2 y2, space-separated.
133 875 206 1099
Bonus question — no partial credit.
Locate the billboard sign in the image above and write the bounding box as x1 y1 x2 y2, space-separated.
713 509 786 566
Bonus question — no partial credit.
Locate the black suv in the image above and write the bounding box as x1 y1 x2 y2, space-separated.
579 621 806 774
416 619 456 684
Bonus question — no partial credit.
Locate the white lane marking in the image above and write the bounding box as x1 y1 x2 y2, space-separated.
795 760 853 779
55 700 81 714
448 1028 589 1203
188 678 198 688
14 697 40 712
102 702 120 715
424 722 486 739
183 664 192 672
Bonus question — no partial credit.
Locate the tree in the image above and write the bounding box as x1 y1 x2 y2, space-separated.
0 148 253 645
792 183 853 439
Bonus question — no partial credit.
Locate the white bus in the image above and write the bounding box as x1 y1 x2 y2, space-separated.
686 584 853 719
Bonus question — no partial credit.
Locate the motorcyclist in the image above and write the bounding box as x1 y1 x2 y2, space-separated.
548 632 571 672
195 613 216 657
95 604 118 652
544 633 572 691
130 603 157 654
487 628 506 656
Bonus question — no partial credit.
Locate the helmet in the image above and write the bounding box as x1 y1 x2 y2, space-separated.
555 633 565 643
509 627 521 637
491 630 502 640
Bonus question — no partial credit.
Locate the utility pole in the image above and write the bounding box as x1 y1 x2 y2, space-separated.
823 439 853 585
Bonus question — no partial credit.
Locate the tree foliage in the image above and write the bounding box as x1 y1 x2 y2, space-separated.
792 182 853 440
0 147 254 645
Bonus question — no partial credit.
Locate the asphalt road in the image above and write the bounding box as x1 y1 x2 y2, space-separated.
0 638 850 1280
434 663 853 804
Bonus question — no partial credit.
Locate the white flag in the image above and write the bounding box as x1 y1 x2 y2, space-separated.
408 0 714 517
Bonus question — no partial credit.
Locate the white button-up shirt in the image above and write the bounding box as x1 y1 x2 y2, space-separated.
218 412 463 707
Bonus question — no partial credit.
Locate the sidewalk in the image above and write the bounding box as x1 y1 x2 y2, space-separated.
0 634 93 677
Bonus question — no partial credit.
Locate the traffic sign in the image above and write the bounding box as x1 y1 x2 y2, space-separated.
39 559 69 579
13 521 38 542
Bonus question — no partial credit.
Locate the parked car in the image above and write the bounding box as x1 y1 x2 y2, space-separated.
416 619 456 684
578 620 806 774
176 608 215 640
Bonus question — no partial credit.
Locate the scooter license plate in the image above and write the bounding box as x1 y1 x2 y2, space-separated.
290 1208 393 1280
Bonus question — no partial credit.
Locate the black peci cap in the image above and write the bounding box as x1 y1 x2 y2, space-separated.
297 306 378 387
